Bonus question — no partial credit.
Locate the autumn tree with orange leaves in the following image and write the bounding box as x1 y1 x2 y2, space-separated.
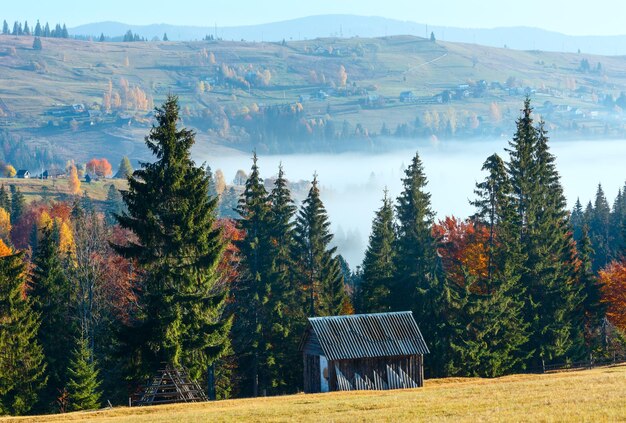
86 158 113 178
600 260 626 331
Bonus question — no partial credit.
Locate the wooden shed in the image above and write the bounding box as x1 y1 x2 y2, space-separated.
300 311 429 393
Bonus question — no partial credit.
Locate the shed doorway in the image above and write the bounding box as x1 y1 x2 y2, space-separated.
320 355 329 392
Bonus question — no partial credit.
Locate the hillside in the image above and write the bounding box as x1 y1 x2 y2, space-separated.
2 365 625 422
1 34 626 168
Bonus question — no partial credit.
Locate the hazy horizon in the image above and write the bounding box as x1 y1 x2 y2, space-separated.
3 1 626 36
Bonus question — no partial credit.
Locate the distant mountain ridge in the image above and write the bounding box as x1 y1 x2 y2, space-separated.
70 14 626 55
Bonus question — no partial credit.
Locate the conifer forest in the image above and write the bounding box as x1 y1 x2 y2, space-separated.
0 95 625 416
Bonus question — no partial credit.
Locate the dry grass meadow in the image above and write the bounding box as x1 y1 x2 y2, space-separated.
2 364 625 423
0 178 127 203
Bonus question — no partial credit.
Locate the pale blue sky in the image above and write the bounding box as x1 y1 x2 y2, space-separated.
2 0 626 36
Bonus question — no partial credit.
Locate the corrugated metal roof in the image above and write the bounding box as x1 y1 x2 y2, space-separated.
307 311 429 361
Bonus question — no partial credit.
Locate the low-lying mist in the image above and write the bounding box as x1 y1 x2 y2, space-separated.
200 138 626 268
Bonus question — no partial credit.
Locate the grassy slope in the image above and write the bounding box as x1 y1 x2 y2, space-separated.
3 365 625 422
1 35 626 163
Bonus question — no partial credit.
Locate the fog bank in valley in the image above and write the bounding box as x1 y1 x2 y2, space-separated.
201 138 626 268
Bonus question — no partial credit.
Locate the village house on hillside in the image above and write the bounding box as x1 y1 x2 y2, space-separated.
16 170 30 179
300 312 429 393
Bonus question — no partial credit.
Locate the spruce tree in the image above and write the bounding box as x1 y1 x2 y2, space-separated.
44 23 50 37
32 37 42 50
589 184 611 270
294 175 346 317
392 151 437 311
114 95 231 384
470 153 512 282
361 189 396 312
393 151 455 376
105 184 123 226
506 101 583 367
266 165 301 393
34 20 41 37
232 152 273 397
577 226 606 356
2 20 8 35
30 225 76 412
571 198 585 242
455 153 530 377
9 186 25 222
66 337 102 411
114 156 133 179
0 252 46 416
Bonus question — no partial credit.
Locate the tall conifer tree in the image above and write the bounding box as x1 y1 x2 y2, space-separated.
294 175 346 317
9 186 25 222
577 226 606 355
392 151 455 376
571 198 585 242
589 184 611 270
393 151 437 312
0 252 46 415
114 95 231 385
30 225 76 412
266 165 301 392
506 100 584 366
456 153 530 377
232 152 273 397
361 189 396 312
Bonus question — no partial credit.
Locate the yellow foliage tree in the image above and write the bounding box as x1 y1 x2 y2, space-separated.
68 163 81 195
56 219 75 257
2 165 16 178
0 208 11 241
0 238 12 257
38 211 52 230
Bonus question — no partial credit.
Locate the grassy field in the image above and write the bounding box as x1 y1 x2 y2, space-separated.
0 178 127 203
3 364 625 422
